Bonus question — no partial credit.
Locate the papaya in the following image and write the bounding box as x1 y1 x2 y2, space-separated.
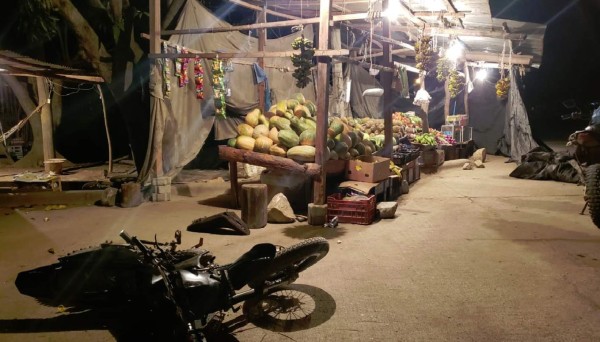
278 129 300 148
328 118 344 138
269 144 288 157
252 124 269 139
299 129 316 146
268 127 279 144
258 114 270 128
245 108 261 127
291 92 306 105
237 123 254 137
275 101 288 116
272 117 292 131
236 136 255 151
304 100 316 115
333 141 349 156
329 150 339 160
287 145 315 163
254 136 274 153
287 99 299 109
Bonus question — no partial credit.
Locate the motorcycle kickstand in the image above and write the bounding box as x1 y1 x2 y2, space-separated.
581 201 588 215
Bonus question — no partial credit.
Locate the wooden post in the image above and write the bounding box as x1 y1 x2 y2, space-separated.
150 0 163 176
463 63 470 119
241 184 268 229
229 161 239 208
312 0 332 205
257 5 267 112
381 0 393 157
36 77 54 167
444 78 450 121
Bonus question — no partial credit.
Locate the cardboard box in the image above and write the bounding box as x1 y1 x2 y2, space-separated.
346 156 392 183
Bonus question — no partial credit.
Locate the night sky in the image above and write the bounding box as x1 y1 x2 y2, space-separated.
490 0 600 135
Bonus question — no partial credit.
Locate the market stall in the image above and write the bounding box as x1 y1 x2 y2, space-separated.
145 0 546 223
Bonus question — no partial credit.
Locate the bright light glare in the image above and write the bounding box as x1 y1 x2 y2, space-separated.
445 42 464 61
475 68 488 81
383 0 403 19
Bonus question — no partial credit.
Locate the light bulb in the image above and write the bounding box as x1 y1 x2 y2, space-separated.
475 69 488 81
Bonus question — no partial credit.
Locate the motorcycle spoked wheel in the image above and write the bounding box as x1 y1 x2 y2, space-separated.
585 164 600 229
250 237 329 288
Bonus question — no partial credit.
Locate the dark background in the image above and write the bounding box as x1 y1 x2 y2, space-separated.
490 0 600 140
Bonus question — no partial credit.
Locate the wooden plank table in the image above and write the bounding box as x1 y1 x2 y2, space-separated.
218 146 322 208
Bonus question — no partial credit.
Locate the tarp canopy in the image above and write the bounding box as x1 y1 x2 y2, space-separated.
140 0 315 182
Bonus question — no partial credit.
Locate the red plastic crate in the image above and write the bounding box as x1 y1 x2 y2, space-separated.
327 193 376 225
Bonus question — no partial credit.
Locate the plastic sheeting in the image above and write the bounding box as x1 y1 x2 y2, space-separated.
140 0 315 182
498 68 538 162
346 64 383 119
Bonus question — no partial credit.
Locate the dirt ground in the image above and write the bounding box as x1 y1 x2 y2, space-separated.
1 155 600 341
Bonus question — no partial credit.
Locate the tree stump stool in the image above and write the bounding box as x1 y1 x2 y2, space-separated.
241 184 268 229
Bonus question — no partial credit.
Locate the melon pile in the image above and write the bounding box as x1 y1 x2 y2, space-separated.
228 95 423 163
228 93 320 163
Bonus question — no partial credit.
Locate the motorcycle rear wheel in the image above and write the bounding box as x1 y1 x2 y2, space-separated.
250 237 329 288
585 164 600 228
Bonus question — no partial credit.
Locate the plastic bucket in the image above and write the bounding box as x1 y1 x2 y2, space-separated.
44 158 66 174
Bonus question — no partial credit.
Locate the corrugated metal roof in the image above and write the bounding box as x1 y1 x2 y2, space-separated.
0 50 104 83
250 0 546 66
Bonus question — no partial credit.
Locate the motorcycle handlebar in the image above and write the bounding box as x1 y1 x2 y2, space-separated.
119 230 151 256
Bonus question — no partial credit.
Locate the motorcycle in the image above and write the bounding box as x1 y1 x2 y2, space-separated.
567 102 600 228
15 230 329 341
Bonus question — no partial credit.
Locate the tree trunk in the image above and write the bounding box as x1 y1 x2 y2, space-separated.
49 0 112 82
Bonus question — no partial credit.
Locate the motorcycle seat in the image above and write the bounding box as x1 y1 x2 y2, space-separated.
225 243 276 290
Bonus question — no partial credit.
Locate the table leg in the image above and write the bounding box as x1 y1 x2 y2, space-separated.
229 161 239 208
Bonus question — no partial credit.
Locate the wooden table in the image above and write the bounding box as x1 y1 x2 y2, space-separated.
218 146 322 208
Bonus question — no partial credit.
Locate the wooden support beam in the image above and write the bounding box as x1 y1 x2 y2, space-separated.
381 0 393 158
333 56 394 73
465 52 533 65
149 0 162 177
413 11 467 18
257 5 266 112
36 77 54 165
440 0 465 28
162 12 370 36
340 23 415 50
425 27 527 40
348 48 414 60
219 146 321 177
229 0 300 20
313 0 332 206
163 17 322 35
464 64 470 119
148 49 350 59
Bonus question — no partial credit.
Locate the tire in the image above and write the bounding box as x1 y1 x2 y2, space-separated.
585 164 600 228
250 237 329 288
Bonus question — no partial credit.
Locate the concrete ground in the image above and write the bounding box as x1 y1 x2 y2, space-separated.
1 155 600 341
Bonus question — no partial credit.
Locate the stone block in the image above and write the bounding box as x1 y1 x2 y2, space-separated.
377 201 398 219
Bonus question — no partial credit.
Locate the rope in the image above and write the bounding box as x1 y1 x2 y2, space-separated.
0 102 45 144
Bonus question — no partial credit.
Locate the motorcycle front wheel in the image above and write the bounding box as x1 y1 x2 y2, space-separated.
250 237 329 288
585 164 600 228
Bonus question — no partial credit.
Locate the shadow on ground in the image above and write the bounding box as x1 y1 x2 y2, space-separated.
240 284 336 333
282 224 348 240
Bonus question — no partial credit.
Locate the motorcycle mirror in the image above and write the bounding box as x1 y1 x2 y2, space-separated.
193 237 204 249
174 230 181 245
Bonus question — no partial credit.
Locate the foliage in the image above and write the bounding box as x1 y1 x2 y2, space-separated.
16 0 60 44
290 36 314 88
